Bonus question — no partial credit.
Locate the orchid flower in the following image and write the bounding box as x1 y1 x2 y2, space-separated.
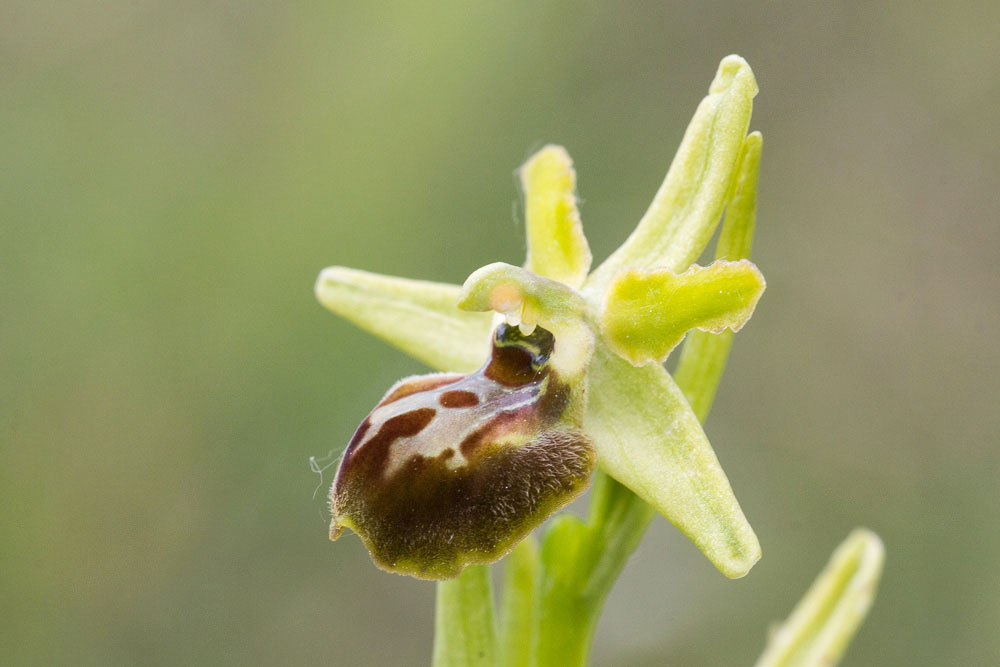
317 55 764 583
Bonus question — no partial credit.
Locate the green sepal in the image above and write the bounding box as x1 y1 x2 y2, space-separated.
315 266 492 373
601 259 765 366
586 55 758 294
521 145 592 288
584 345 760 578
755 529 885 667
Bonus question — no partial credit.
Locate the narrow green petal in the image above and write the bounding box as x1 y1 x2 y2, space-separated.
601 259 765 366
755 529 885 667
498 537 539 667
432 565 498 667
716 131 762 262
672 332 734 421
585 345 760 578
674 131 762 418
585 55 757 294
315 266 492 373
521 145 592 288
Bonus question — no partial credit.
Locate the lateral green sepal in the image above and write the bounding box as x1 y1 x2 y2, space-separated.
315 266 492 373
584 346 760 578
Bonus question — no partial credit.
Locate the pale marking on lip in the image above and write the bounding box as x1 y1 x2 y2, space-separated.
357 375 545 477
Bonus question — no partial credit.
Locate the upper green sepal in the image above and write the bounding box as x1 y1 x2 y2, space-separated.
520 145 592 288
601 259 765 366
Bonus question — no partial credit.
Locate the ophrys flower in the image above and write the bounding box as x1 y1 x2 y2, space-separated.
318 55 765 580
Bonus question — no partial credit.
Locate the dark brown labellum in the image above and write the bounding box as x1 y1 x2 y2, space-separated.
329 323 594 579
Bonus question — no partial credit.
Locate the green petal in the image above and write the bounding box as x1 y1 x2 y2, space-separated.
315 266 492 373
600 259 765 366
585 55 757 294
585 345 760 578
755 529 885 667
716 131 762 262
674 131 762 417
521 145 592 288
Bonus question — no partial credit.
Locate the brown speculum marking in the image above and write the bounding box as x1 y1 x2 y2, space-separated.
329 323 594 580
439 390 479 408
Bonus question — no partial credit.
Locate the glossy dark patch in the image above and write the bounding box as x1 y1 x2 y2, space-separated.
484 324 555 386
439 390 479 408
494 323 555 366
484 344 541 386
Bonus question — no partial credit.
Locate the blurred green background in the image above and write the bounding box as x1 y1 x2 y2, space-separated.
3 1 999 664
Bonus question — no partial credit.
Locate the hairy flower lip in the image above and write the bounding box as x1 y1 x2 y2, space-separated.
329 323 594 579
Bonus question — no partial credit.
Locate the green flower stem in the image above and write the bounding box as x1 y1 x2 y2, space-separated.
432 565 498 667
534 514 591 667
498 538 540 667
534 478 655 667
